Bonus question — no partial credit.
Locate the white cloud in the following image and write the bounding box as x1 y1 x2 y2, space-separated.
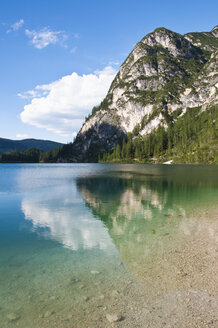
7 19 24 33
16 133 28 139
108 60 120 66
12 19 24 31
25 27 67 49
18 89 47 99
19 66 117 137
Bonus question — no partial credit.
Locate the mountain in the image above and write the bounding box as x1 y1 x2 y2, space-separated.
62 26 218 163
0 137 63 155
52 27 218 163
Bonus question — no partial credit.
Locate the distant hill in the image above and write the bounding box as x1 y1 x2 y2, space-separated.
0 138 63 155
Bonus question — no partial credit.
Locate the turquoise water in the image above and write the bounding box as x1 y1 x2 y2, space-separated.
0 164 217 327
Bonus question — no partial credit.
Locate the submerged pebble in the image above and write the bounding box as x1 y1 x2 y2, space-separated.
66 314 73 320
83 296 90 302
6 313 20 321
71 278 80 284
91 270 100 275
99 294 105 300
106 313 123 323
111 289 120 296
43 311 54 318
49 296 56 301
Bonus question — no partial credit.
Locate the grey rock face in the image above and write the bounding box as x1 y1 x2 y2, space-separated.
65 27 218 162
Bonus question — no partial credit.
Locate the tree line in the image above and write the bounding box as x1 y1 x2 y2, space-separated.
99 105 218 164
0 143 74 163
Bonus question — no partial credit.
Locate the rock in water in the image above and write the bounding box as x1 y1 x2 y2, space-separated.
83 296 90 302
6 313 20 321
99 294 105 300
111 289 120 296
106 313 123 323
43 311 54 318
90 270 100 275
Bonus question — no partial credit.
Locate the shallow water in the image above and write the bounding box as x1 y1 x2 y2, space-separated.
0 164 217 327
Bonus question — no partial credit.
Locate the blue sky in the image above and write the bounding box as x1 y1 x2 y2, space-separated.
0 0 217 143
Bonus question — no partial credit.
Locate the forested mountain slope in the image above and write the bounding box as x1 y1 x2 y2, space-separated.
56 26 217 163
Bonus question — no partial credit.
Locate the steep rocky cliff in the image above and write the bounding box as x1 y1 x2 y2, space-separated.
61 26 218 162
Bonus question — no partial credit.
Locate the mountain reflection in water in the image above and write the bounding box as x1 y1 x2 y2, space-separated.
76 171 218 288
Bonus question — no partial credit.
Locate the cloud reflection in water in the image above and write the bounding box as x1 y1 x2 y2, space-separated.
21 183 114 252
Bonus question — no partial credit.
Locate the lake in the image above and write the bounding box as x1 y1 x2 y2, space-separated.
0 164 217 328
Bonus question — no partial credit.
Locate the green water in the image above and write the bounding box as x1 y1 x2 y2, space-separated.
0 164 217 327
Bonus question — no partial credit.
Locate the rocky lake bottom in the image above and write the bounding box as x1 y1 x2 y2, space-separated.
0 164 217 327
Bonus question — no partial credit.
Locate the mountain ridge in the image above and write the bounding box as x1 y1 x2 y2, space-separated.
0 137 63 155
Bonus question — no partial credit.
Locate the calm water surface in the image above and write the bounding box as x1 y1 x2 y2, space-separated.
0 164 217 327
